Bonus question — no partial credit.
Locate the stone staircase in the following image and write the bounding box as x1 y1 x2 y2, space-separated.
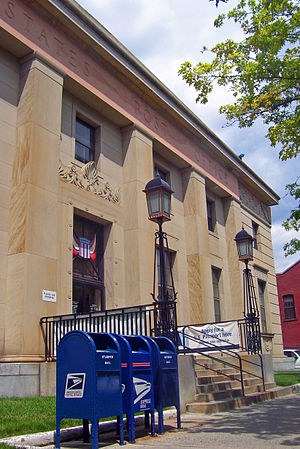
186 355 293 413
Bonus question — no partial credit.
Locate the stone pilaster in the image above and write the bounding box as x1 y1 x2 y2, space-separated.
223 197 244 319
122 126 154 306
183 169 214 323
4 56 63 360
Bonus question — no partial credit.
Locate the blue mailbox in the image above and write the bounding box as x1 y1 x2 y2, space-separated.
56 330 124 449
151 336 181 434
113 334 155 443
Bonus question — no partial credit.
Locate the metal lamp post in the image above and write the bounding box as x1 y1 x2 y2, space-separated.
143 174 177 344
235 228 262 354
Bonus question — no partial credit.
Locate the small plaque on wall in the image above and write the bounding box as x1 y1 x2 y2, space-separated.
42 290 56 303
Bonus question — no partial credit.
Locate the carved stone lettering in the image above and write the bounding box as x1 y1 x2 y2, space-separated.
144 108 151 123
23 11 32 33
69 49 77 67
5 1 15 19
0 0 238 196
134 99 141 115
83 62 89 77
59 161 120 204
160 121 168 138
53 37 64 56
39 28 49 47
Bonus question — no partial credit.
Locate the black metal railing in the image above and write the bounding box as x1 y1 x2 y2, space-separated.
40 307 261 366
40 301 178 361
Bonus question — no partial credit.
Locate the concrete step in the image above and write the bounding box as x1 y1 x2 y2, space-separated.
195 367 240 377
194 382 276 402
194 387 242 402
194 355 254 371
196 372 243 385
186 386 294 414
197 380 241 394
196 377 273 394
196 379 257 395
194 356 240 366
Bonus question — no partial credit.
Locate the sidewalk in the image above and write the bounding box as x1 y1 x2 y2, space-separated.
61 392 300 449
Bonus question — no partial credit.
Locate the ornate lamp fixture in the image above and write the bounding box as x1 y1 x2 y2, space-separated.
235 227 261 354
235 228 254 262
144 175 173 224
143 174 177 344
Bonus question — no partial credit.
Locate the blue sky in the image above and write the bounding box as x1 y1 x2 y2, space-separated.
77 0 300 273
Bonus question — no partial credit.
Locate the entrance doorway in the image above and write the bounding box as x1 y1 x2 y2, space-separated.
73 214 105 314
72 282 105 314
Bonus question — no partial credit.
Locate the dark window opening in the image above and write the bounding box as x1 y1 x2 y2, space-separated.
154 165 168 182
72 282 105 315
252 221 259 250
212 267 221 322
258 280 267 332
75 118 95 164
72 214 105 314
207 200 216 232
283 295 296 320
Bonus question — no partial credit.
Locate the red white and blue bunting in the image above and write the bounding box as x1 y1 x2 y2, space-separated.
73 233 96 260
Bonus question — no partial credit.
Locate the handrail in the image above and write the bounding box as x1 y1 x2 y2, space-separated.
40 301 178 360
40 305 265 395
178 324 265 394
178 328 246 396
40 303 155 322
40 303 155 360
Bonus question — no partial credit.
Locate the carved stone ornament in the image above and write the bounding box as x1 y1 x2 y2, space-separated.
263 338 272 353
239 183 271 224
59 161 120 204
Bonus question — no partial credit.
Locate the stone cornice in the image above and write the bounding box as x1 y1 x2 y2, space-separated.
0 0 279 205
54 0 279 205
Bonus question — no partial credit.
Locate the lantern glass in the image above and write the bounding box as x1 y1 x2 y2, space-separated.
235 236 253 262
143 175 173 223
235 228 254 262
163 190 171 217
237 240 253 259
147 189 161 218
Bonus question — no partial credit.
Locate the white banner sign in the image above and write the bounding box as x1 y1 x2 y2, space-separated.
178 321 240 353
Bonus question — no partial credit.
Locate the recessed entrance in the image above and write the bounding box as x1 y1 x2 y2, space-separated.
72 282 104 314
72 214 105 314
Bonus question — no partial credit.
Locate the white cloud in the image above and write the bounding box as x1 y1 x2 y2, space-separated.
271 223 299 273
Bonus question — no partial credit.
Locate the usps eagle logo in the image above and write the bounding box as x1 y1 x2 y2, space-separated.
133 377 151 405
64 373 86 398
73 234 96 260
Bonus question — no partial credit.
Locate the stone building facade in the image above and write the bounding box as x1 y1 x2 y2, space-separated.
0 0 282 373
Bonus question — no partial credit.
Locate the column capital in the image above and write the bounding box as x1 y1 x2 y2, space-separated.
182 167 206 185
121 124 153 145
20 52 65 86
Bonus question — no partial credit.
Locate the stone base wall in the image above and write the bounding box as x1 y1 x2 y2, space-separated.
0 357 196 414
272 357 295 372
178 354 196 412
0 362 56 398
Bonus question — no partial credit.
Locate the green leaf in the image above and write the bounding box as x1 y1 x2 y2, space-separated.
179 0 300 161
